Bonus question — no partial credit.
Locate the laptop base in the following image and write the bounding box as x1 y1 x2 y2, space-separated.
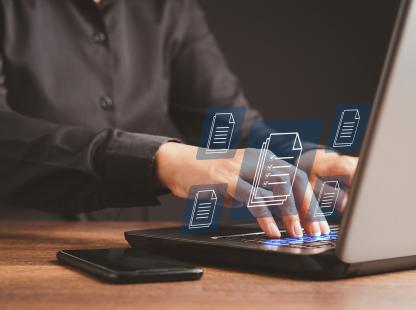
125 226 416 279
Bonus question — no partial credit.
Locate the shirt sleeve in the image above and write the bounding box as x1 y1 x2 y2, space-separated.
0 53 177 215
167 0 263 145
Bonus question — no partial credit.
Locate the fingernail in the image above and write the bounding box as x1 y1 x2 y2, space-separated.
268 223 281 237
321 221 331 235
293 221 303 237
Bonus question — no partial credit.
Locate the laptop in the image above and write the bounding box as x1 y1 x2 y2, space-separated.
125 0 416 278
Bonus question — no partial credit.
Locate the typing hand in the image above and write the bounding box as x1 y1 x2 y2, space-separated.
302 149 359 213
155 143 329 238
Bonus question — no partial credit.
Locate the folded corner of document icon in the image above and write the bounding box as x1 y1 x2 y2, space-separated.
333 109 360 148
206 113 235 154
189 189 218 229
314 180 340 217
247 132 302 209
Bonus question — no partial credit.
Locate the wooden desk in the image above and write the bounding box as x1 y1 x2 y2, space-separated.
1 221 415 310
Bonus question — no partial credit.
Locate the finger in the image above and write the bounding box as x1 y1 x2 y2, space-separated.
303 221 322 237
307 200 332 235
339 191 349 213
269 189 303 238
256 216 281 238
230 177 275 205
240 179 281 238
281 214 303 237
246 187 282 238
292 171 325 236
319 220 331 235
228 174 281 238
313 178 345 209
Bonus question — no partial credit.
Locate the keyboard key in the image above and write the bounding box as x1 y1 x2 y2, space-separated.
213 226 339 249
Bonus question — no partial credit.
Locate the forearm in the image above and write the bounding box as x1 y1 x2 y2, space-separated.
0 109 178 213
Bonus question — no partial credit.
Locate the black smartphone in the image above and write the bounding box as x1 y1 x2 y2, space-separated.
57 248 203 284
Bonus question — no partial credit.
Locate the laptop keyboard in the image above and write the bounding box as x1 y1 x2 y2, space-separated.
212 225 339 249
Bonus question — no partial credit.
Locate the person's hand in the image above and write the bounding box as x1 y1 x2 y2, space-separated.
155 142 329 238
303 149 359 212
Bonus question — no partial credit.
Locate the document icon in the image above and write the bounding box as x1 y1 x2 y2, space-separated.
247 132 303 208
189 190 218 229
333 109 360 148
206 113 235 154
314 180 340 217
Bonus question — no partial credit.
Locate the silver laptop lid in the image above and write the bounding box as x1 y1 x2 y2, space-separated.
337 0 416 263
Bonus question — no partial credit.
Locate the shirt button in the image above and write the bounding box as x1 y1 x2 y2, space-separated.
93 31 106 44
100 96 113 110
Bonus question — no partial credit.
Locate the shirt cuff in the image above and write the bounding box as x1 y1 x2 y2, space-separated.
95 129 181 208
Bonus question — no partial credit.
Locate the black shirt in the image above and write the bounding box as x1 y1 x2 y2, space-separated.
0 0 261 214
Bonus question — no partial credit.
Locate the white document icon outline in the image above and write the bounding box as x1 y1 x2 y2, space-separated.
206 113 235 154
247 132 303 209
333 109 360 148
189 189 218 229
314 180 340 217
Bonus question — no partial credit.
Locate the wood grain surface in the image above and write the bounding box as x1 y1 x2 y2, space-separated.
0 221 415 310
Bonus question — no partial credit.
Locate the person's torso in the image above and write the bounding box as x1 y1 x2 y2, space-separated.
0 0 183 137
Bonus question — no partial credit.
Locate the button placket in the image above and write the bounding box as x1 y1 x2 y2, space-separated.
93 31 106 44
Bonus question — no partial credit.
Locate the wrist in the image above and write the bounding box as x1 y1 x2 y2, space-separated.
155 142 196 196
155 142 177 187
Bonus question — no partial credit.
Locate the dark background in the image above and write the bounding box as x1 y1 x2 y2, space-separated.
200 0 400 121
1 0 401 220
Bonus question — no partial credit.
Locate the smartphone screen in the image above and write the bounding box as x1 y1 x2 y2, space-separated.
57 248 203 283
